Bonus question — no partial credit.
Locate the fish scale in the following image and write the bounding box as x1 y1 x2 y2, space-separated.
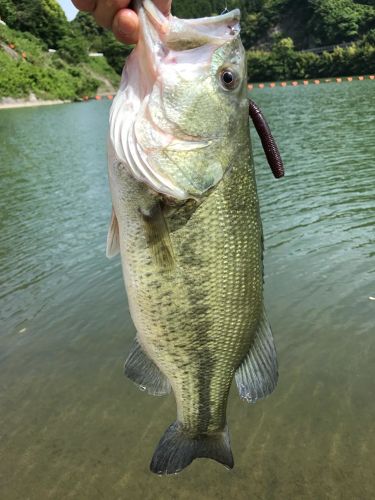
110 121 262 431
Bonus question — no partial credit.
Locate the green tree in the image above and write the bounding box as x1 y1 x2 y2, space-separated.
309 0 375 44
272 36 295 77
57 29 89 63
71 11 131 73
101 32 132 74
172 0 218 17
71 10 105 47
0 0 69 47
0 0 17 25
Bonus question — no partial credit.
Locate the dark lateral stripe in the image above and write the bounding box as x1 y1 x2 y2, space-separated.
196 348 214 433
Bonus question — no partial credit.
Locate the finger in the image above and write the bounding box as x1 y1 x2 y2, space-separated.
93 0 132 29
153 0 172 16
113 8 139 45
71 0 96 12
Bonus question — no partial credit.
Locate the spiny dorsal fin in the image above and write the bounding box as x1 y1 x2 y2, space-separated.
124 337 171 396
106 208 120 258
140 202 175 270
235 307 278 403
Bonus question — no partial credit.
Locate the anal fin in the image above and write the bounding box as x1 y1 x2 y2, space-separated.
235 307 278 403
124 337 171 396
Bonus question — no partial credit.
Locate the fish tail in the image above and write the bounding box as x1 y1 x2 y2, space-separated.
150 421 234 475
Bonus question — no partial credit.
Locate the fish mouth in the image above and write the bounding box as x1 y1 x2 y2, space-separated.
110 2 243 201
139 0 241 70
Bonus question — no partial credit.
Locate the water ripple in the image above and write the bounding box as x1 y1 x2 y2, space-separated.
0 83 374 498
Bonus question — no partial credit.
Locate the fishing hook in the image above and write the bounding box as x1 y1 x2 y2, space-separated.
221 1 229 15
248 99 285 178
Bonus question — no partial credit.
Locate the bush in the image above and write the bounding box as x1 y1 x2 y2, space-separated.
57 30 89 64
0 25 99 100
309 0 375 45
0 52 98 99
247 37 375 81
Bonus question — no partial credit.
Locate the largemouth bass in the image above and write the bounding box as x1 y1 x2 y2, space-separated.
107 0 281 475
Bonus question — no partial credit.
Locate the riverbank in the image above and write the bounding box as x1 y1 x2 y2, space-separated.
0 96 70 110
0 92 117 110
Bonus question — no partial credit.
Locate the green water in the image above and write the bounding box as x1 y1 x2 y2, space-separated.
0 81 374 499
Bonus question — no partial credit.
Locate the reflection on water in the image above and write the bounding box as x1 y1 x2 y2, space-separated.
0 81 374 499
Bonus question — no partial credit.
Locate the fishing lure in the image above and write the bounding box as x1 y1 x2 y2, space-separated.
249 99 284 178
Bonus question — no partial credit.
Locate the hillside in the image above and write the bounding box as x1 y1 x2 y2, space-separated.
172 0 375 49
0 24 121 102
0 0 124 102
172 0 375 81
0 0 374 99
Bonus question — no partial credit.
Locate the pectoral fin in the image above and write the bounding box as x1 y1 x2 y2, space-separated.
140 202 175 270
235 307 278 403
124 337 171 396
106 208 120 258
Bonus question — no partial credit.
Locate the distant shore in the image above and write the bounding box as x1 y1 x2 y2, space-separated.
0 96 70 110
0 94 115 110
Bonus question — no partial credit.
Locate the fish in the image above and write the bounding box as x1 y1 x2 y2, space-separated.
107 0 283 475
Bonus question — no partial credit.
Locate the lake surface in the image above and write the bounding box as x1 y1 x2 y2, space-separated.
0 80 374 499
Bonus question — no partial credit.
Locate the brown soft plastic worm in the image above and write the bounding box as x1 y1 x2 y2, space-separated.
249 99 285 178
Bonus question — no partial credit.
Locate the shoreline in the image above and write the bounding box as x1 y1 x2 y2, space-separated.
0 98 71 110
1 74 372 109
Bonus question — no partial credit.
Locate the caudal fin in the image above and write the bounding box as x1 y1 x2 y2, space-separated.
150 421 234 475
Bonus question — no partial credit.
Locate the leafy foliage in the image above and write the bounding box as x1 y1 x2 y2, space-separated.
172 0 375 80
172 0 375 48
0 0 17 26
0 0 69 47
0 24 118 100
0 49 98 100
71 11 131 73
57 27 89 64
309 0 375 44
172 0 219 17
247 40 375 81
0 2 121 99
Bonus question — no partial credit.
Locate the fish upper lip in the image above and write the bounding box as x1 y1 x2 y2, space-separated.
182 9 241 27
142 0 241 32
141 1 241 52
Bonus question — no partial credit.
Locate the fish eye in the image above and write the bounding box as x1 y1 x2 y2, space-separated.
219 68 239 91
222 71 234 85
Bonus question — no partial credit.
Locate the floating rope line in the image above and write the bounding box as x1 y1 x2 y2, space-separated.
248 75 374 90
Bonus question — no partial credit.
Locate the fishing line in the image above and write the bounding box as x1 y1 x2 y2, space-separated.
221 1 229 15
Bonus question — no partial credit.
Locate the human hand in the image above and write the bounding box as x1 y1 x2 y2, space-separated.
72 1 172 45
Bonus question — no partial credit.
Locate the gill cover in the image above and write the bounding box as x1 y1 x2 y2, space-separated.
109 1 244 201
